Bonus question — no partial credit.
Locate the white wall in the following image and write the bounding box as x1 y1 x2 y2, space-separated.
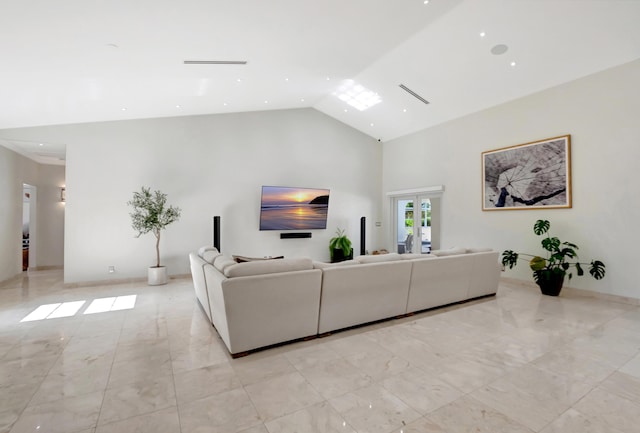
0 146 64 282
0 146 27 281
36 165 66 268
383 59 640 299
1 108 381 283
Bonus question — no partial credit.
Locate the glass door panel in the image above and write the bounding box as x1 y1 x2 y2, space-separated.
420 198 431 253
395 198 414 254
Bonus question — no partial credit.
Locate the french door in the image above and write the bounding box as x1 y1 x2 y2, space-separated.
391 189 441 254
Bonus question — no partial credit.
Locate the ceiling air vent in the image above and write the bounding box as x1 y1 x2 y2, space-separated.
399 84 430 105
183 60 248 65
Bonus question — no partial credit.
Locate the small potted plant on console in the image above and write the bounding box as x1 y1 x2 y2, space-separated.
501 219 605 296
329 228 353 263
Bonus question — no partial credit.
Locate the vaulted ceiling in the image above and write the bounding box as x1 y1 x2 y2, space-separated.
1 0 639 165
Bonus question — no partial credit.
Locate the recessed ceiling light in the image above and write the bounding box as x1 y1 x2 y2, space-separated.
285 78 289 82
236 78 242 83
403 108 407 113
424 0 429 4
176 105 181 109
344 109 348 112
39 143 44 147
121 107 127 111
326 77 331 81
300 98 305 102
510 61 517 67
370 123 374 127
480 31 486 38
223 102 228 106
264 100 268 104
491 44 509 55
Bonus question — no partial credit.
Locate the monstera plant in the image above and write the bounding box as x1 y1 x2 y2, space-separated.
501 219 605 296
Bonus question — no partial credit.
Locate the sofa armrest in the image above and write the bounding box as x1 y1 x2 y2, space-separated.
189 252 213 322
467 251 501 298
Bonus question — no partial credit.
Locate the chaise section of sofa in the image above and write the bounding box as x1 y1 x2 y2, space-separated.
190 251 322 356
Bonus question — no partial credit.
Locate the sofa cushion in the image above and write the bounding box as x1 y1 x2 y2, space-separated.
400 253 436 260
202 249 221 264
224 257 313 278
198 246 218 257
430 247 467 257
312 260 358 269
233 255 284 263
466 247 493 253
356 253 402 264
213 255 237 273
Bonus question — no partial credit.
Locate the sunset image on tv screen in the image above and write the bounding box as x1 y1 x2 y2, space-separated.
259 186 330 230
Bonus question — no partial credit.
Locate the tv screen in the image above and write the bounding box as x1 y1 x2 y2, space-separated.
259 186 330 231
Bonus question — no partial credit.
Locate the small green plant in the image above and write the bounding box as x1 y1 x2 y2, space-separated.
128 187 181 268
329 228 352 261
502 220 605 293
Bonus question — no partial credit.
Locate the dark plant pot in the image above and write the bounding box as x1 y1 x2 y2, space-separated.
536 271 565 296
331 248 353 263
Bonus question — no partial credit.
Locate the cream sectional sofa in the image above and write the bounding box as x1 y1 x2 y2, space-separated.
189 247 501 356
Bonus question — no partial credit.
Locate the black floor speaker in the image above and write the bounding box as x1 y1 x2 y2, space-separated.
213 216 221 251
360 216 366 255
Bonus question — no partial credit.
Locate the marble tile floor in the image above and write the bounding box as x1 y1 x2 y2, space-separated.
1 269 640 433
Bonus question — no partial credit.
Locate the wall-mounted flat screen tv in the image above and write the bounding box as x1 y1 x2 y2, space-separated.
259 186 330 230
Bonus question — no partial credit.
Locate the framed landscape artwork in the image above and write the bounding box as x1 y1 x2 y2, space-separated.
482 135 572 211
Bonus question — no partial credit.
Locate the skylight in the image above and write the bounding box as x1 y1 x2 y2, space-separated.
334 80 382 111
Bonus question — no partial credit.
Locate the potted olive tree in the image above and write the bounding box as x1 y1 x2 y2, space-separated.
329 228 353 263
501 219 605 296
128 187 181 285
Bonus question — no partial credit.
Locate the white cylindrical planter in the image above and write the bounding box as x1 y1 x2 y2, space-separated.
148 266 168 285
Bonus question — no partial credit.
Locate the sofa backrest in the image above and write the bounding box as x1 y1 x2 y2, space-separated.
318 260 412 333
223 257 314 278
355 252 403 263
406 253 476 312
405 250 499 312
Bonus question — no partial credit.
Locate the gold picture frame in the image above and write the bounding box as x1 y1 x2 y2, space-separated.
482 135 571 210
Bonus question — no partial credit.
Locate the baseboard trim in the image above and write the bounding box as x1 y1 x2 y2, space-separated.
30 265 63 271
63 273 191 289
500 276 640 306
